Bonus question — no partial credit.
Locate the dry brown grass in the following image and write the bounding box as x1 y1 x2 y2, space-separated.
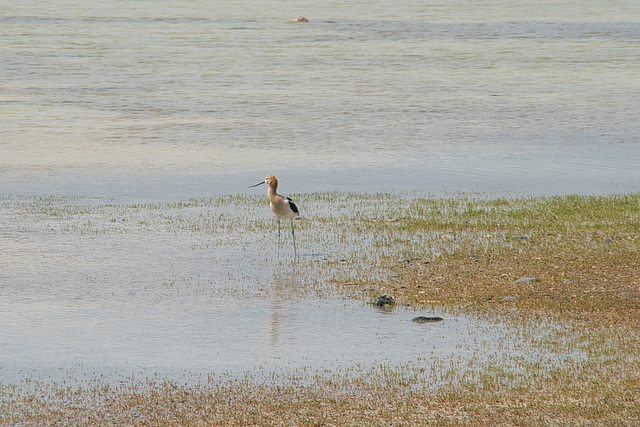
356 193 640 328
3 367 639 426
387 241 640 326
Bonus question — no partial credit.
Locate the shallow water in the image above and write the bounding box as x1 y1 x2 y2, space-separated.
1 195 583 386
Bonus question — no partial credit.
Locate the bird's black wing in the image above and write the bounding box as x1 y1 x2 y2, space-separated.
286 197 299 214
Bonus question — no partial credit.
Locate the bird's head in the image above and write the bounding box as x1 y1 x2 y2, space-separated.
249 175 277 188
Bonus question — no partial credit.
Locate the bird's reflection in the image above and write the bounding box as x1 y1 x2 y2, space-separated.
267 266 302 355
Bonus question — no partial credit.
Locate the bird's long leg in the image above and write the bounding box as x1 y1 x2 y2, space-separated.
277 219 281 240
277 219 281 260
291 219 297 258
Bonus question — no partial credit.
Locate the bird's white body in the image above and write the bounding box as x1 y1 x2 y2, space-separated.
265 176 299 220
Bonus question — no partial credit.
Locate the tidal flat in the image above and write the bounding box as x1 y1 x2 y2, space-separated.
1 192 639 425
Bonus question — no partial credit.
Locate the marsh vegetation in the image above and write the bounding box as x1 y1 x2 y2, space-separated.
2 192 639 425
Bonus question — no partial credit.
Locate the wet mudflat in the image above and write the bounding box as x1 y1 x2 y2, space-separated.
2 192 639 424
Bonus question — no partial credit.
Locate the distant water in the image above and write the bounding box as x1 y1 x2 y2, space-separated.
2 0 640 200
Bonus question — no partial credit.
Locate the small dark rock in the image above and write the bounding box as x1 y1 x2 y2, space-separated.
514 277 540 284
412 316 443 323
373 294 395 306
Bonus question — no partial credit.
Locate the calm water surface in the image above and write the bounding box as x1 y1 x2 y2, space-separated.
2 0 640 199
1 0 637 385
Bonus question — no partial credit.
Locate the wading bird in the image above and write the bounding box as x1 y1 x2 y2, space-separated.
250 175 300 257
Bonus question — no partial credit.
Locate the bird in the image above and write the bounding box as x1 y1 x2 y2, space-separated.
250 175 300 257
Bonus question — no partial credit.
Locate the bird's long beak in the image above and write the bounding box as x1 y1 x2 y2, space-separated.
249 181 265 188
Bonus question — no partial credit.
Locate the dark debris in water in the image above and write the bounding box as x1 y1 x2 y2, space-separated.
373 294 395 306
412 316 444 324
